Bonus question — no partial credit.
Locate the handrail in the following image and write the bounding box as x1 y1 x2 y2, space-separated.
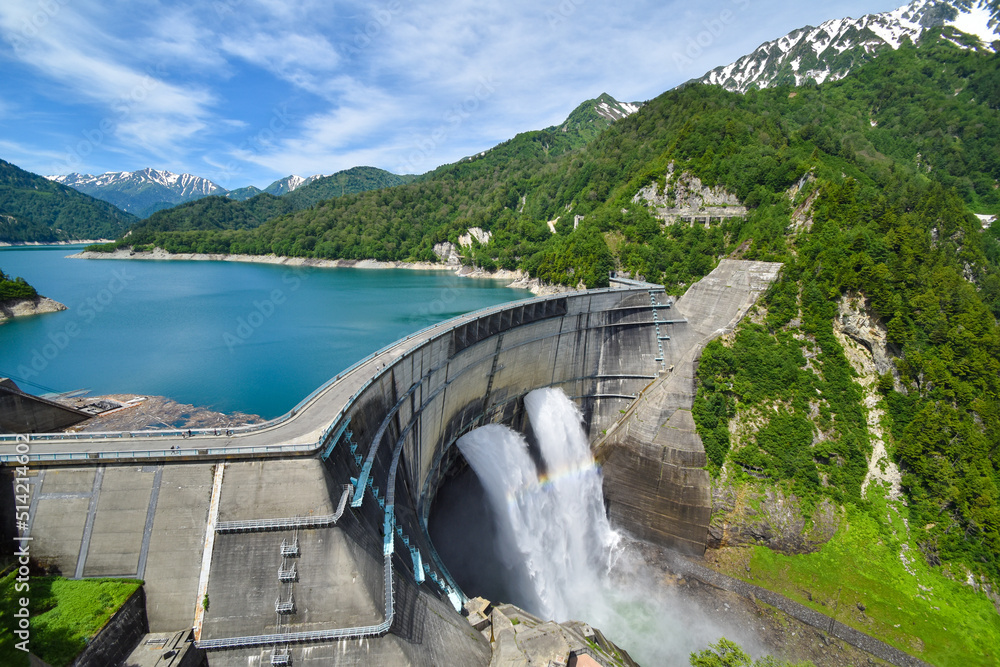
215 486 352 533
0 443 315 464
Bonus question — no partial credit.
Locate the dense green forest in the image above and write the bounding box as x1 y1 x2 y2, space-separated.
0 268 38 302
89 31 1000 590
0 159 137 243
90 31 1000 289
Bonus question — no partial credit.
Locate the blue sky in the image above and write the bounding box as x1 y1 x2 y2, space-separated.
0 0 905 189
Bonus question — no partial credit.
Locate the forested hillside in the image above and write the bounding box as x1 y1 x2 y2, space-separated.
0 160 136 243
89 31 1000 290
685 33 1000 586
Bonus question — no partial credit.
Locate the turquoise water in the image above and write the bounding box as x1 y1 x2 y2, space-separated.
0 246 527 418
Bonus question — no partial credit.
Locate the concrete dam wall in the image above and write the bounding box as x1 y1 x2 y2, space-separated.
8 260 779 665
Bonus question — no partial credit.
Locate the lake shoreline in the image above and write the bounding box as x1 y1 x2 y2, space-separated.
0 239 112 247
70 247 578 296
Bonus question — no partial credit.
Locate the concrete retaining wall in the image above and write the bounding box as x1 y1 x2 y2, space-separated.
71 586 148 667
598 260 781 556
0 379 90 434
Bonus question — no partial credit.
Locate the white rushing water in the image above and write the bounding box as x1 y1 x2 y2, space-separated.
457 387 621 621
456 387 763 665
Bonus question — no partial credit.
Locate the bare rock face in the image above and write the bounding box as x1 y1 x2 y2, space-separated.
434 241 461 265
632 162 747 225
0 295 67 321
832 294 895 377
57 393 262 431
462 599 639 667
459 227 493 247
787 172 818 233
707 483 841 554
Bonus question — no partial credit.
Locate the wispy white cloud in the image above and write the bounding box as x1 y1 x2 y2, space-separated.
0 1 217 167
138 5 231 72
226 79 409 177
220 31 341 92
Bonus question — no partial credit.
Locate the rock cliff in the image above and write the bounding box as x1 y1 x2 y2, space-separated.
0 295 66 321
632 162 747 225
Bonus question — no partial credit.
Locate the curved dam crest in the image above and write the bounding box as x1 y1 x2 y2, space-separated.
3 259 781 665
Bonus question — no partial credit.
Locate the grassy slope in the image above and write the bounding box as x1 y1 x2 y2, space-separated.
0 572 141 667
728 499 1000 667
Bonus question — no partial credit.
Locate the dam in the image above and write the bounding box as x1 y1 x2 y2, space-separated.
3 259 780 665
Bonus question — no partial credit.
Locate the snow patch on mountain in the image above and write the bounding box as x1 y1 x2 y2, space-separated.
263 174 325 196
49 169 223 197
594 99 641 122
47 168 225 215
698 0 1000 93
950 2 999 42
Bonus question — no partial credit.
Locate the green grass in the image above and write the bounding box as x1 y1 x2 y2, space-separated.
742 499 1000 667
0 571 141 667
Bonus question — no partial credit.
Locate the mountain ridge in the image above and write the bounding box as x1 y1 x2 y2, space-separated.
116 166 416 238
49 169 335 218
697 0 1000 92
263 174 324 196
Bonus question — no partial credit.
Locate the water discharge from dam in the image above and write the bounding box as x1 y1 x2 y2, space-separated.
449 387 763 665
457 388 621 622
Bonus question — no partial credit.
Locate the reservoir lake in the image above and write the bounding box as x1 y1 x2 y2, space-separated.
0 245 527 419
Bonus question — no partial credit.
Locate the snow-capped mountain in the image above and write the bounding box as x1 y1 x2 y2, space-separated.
591 94 642 122
48 168 225 218
698 0 1000 93
548 93 642 138
263 174 325 196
